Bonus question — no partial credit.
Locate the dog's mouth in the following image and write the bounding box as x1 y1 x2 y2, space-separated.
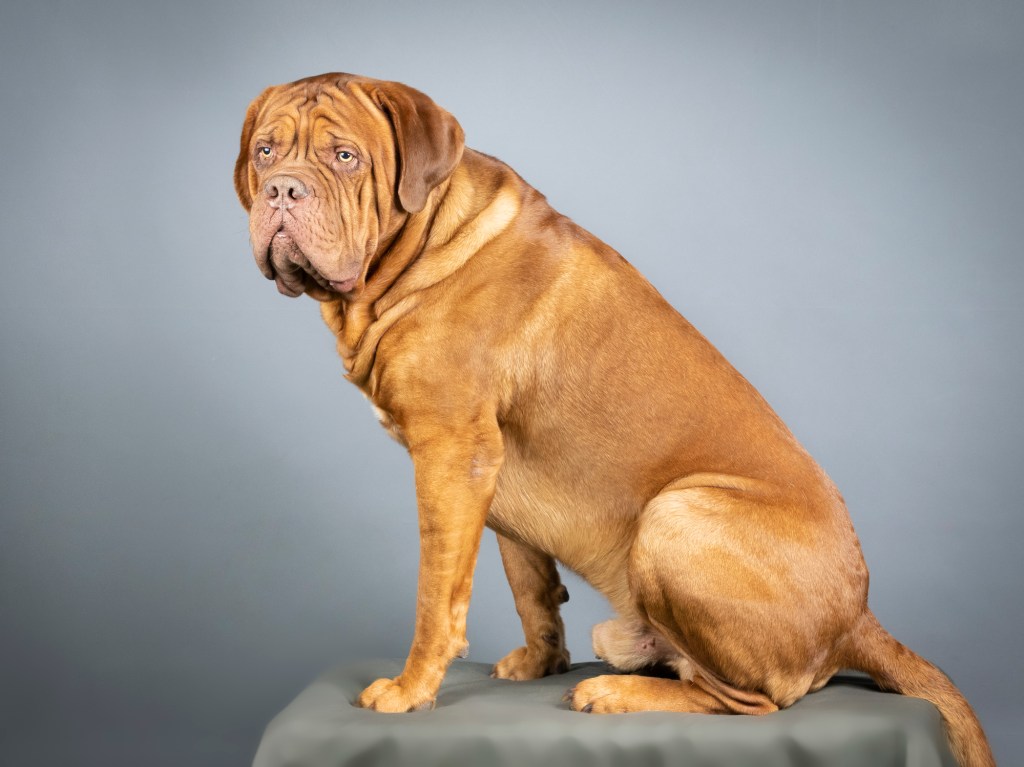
267 229 325 297
262 227 358 299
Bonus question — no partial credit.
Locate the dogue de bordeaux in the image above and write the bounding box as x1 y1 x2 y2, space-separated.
234 73 993 766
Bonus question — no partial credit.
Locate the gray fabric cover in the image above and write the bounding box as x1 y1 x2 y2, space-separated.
252 659 956 767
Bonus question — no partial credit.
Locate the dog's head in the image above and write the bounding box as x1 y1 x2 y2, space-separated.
234 73 464 300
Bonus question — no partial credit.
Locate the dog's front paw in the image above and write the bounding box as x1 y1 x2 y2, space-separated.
492 645 571 681
356 677 435 713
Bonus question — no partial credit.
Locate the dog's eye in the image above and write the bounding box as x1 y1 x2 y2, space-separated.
258 146 272 157
337 150 355 163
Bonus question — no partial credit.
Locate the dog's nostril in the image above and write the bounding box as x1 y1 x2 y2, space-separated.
265 174 309 202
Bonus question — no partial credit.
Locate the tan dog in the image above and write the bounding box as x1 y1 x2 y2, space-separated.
234 73 994 766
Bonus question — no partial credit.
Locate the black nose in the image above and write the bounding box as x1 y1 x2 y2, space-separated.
264 174 309 206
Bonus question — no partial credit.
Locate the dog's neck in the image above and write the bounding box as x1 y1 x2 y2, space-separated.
321 149 523 391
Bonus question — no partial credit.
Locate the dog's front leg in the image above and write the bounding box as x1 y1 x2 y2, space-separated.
356 415 503 712
491 534 571 680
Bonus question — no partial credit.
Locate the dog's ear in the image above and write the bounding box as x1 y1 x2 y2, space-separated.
234 88 273 212
372 81 465 214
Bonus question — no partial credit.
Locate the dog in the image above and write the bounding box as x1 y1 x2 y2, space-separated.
234 73 994 766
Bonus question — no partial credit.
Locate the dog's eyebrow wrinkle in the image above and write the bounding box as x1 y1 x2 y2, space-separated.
311 115 366 155
317 88 339 106
296 104 314 160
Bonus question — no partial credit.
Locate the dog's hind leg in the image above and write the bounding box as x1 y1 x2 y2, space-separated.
591 616 694 679
491 533 571 680
569 479 861 715
566 671 777 715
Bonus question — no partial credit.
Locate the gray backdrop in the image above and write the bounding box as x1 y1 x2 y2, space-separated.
1 1 1020 765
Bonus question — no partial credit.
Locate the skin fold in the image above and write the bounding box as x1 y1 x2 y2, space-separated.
234 73 994 767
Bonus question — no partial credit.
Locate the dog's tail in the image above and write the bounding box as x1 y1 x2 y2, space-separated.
840 610 994 767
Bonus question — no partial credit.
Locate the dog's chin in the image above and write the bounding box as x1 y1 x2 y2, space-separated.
329 277 360 293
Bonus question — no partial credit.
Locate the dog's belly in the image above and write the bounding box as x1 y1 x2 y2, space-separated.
486 442 639 611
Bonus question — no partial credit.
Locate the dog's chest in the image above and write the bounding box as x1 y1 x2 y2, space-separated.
366 399 408 446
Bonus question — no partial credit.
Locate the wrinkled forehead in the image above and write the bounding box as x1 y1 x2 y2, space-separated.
253 76 387 153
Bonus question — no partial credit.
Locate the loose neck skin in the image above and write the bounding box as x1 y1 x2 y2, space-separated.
320 149 524 388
